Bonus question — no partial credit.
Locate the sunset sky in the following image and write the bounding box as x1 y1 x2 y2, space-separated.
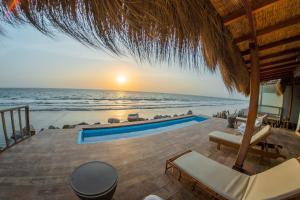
0 24 246 99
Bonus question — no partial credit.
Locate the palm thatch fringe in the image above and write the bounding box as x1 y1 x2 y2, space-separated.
0 0 250 94
275 79 286 96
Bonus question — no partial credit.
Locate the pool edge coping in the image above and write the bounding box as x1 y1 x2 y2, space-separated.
77 114 209 144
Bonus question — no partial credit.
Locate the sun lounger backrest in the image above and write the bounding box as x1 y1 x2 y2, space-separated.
243 158 300 200
173 151 250 200
168 151 300 200
250 125 271 145
257 114 268 122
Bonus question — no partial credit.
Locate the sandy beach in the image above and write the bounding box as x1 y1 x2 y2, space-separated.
0 88 248 135
29 104 247 130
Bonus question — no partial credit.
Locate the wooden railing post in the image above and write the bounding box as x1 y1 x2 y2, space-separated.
10 110 17 142
0 106 33 152
234 42 260 170
1 112 9 148
25 106 30 136
18 108 23 137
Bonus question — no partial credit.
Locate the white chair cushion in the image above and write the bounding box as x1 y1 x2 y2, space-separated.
209 131 242 145
243 158 300 200
174 151 250 200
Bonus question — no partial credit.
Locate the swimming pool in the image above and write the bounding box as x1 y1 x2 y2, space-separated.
78 115 208 143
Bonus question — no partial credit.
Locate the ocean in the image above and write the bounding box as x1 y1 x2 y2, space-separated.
0 88 248 131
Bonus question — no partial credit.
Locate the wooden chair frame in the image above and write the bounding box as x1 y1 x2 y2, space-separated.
165 150 227 200
165 151 300 200
209 136 286 159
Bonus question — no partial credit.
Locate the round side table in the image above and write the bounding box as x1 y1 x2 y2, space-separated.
70 161 118 200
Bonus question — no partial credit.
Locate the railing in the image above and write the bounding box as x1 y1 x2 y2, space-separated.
0 106 34 152
258 105 282 118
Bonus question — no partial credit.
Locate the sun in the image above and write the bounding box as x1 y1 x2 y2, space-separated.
116 74 127 85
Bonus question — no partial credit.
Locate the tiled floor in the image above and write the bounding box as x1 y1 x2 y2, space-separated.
0 118 299 200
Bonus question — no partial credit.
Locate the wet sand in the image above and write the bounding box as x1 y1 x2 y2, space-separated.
29 103 248 130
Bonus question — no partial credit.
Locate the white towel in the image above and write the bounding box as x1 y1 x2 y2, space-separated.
236 119 262 135
144 195 164 200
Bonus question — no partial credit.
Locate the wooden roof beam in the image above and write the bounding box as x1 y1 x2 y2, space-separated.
235 15 300 44
248 62 299 72
245 55 298 67
261 72 293 77
262 67 297 74
261 66 297 74
252 64 298 74
261 72 294 79
250 61 300 71
241 35 300 56
223 0 279 25
261 74 293 81
246 56 298 69
245 47 300 64
260 47 300 60
260 61 300 70
261 70 294 77
259 56 298 67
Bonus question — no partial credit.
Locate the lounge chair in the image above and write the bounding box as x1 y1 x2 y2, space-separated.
235 114 268 134
165 150 300 200
209 125 285 159
236 114 268 124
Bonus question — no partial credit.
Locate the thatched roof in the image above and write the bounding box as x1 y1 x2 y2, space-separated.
1 0 300 94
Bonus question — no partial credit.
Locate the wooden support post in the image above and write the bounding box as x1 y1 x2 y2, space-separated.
288 78 294 121
18 109 23 138
10 110 17 142
1 112 9 148
234 42 260 170
25 106 30 136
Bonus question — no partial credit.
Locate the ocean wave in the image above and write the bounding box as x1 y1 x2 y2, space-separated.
0 88 247 112
26 97 181 101
27 102 244 111
29 105 193 111
0 101 242 108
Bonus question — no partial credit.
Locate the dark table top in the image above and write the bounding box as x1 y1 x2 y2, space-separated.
70 161 118 196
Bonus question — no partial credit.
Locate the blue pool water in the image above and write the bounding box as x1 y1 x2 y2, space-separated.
78 116 208 143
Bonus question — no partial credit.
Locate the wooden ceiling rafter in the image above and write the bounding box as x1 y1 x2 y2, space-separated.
258 55 298 67
259 47 300 60
246 57 298 69
247 60 300 70
234 15 300 44
261 61 300 70
261 74 293 81
261 71 293 76
223 0 279 25
244 47 300 64
261 70 294 76
241 35 300 56
261 72 294 79
261 65 297 74
222 0 300 82
248 66 298 74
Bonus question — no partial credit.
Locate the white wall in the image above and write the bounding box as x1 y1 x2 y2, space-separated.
260 83 300 124
259 85 283 116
